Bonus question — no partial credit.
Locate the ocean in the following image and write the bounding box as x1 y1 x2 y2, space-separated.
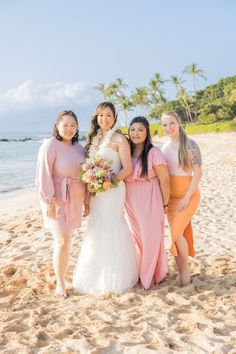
0 131 86 199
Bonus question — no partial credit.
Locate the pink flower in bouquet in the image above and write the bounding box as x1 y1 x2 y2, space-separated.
79 156 119 197
86 175 97 184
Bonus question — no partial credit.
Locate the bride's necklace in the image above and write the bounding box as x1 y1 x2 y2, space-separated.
89 126 117 158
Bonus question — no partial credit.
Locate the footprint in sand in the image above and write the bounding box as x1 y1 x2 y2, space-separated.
0 336 7 346
175 322 201 334
3 265 17 276
8 278 28 286
2 322 29 333
31 330 51 348
20 245 31 251
213 326 232 336
54 328 74 339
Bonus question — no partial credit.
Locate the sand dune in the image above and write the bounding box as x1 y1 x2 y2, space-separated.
0 132 236 353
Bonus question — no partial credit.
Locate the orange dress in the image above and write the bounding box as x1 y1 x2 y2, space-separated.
162 142 201 257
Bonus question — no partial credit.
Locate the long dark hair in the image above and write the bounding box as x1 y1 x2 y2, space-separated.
85 102 117 156
52 110 79 145
128 116 153 177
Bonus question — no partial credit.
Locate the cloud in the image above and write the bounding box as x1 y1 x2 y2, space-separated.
0 80 94 111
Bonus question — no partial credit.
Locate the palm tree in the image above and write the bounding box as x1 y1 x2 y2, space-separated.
95 83 107 100
170 75 185 93
116 78 128 92
183 63 207 92
95 81 119 104
111 78 131 126
148 73 166 105
116 94 134 127
170 75 191 120
183 63 207 121
177 87 193 123
131 87 149 116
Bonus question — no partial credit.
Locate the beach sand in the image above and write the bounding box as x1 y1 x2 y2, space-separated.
0 132 236 354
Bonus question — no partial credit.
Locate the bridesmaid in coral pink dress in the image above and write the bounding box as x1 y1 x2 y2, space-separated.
125 117 170 289
36 110 89 298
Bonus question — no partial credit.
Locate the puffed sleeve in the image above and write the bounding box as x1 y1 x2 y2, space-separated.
35 138 56 203
149 147 167 167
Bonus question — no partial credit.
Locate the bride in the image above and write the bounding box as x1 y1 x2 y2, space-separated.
73 102 138 294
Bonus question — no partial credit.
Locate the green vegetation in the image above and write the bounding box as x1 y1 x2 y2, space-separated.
121 120 236 137
95 67 236 132
184 120 236 134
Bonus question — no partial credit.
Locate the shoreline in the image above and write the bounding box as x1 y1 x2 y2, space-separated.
0 189 38 218
0 131 236 353
1 131 234 199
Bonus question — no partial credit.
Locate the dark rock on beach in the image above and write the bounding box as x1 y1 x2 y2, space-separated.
0 137 33 142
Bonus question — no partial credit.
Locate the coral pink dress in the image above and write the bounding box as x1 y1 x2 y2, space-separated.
125 147 168 289
36 137 85 230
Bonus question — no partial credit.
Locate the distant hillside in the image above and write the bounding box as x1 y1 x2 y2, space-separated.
151 75 236 123
196 75 236 123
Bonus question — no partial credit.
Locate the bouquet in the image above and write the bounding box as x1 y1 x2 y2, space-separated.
79 156 119 197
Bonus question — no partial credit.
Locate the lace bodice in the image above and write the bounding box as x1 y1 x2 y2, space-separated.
99 146 121 174
89 126 121 174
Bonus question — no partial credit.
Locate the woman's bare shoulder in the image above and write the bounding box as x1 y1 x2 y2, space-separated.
111 131 128 143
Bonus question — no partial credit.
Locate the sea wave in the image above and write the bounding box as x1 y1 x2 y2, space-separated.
0 186 24 194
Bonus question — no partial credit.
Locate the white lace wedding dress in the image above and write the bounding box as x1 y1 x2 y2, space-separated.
73 130 138 294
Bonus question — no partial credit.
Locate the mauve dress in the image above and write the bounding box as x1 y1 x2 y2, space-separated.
125 147 168 289
35 137 85 230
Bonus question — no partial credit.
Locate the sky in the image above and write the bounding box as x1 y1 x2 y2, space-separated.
0 0 235 132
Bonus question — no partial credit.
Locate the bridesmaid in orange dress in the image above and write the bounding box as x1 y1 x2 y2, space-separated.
161 112 202 285
36 110 89 298
125 117 170 289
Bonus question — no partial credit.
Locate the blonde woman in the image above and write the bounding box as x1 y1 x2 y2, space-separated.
161 112 202 285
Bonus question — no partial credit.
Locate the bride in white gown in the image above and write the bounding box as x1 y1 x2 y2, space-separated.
73 102 138 294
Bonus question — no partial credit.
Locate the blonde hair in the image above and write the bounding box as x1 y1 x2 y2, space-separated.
162 111 192 171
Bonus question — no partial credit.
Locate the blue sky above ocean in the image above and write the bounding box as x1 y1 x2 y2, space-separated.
0 0 235 132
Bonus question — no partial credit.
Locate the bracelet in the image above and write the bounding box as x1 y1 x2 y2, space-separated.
163 204 168 207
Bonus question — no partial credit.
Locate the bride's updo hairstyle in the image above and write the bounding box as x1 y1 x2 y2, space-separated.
85 102 118 156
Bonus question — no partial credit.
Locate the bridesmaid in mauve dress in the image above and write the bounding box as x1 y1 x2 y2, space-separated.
35 110 89 298
125 117 170 289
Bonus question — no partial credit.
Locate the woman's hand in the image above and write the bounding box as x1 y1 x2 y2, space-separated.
177 194 190 212
83 203 90 217
153 164 170 212
47 201 56 219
